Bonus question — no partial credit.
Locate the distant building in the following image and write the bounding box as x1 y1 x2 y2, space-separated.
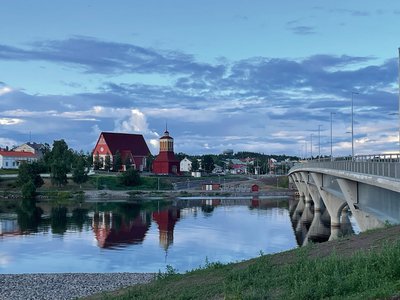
201 183 221 191
179 157 192 172
152 129 180 175
0 150 37 169
92 132 151 171
13 142 46 159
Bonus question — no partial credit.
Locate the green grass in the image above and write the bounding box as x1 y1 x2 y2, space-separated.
0 169 19 175
88 240 400 300
89 175 173 191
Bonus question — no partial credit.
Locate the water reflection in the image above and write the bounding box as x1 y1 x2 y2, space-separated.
0 195 359 274
152 207 180 251
288 196 357 246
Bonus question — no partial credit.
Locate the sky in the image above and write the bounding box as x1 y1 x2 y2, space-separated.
1 0 400 157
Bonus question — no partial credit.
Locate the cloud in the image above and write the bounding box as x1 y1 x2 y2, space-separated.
0 118 24 125
0 37 399 155
0 36 225 76
114 109 149 133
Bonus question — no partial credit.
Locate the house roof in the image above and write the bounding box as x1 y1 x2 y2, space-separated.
99 132 151 156
0 150 36 158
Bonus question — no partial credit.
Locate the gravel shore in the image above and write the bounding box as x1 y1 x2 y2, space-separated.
0 273 156 300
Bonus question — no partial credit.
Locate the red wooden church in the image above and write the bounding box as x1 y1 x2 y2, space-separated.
152 129 180 175
92 132 150 171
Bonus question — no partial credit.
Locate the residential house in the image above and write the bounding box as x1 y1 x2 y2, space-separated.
179 157 192 172
13 142 46 159
0 150 37 169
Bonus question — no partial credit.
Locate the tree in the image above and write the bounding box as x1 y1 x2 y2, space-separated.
72 157 88 188
51 160 68 187
93 152 101 170
46 140 73 186
17 162 44 188
104 153 111 172
202 155 215 173
21 180 36 199
191 159 199 171
113 151 122 171
119 167 141 186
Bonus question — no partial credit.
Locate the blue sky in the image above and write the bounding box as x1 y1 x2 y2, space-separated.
1 0 400 156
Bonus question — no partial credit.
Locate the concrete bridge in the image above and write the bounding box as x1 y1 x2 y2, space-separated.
288 154 400 244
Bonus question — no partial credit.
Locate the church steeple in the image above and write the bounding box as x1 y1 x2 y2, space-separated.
152 126 180 175
160 127 173 152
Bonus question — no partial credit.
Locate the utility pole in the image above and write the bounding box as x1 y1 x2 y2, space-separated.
318 125 322 160
310 133 313 159
351 91 359 158
398 48 400 155
330 112 336 161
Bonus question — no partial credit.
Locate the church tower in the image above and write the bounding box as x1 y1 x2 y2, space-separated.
152 127 180 175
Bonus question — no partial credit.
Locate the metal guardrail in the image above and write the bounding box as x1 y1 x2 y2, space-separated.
289 154 400 179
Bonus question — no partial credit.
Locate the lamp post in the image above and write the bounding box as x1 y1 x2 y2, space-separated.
351 91 359 158
318 125 322 160
330 112 336 161
310 133 313 159
398 48 400 155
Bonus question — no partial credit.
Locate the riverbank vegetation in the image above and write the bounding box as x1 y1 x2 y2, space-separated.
88 225 400 300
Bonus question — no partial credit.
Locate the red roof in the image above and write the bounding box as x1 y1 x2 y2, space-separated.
0 150 36 158
98 132 150 156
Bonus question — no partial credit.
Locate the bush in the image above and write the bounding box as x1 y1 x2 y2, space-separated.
21 180 36 199
119 168 141 186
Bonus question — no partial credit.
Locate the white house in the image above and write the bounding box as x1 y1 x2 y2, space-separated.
13 142 46 159
0 150 37 169
180 157 192 172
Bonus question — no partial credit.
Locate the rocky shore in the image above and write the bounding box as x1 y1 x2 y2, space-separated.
0 273 156 300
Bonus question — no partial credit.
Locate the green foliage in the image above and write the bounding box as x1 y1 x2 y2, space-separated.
45 140 74 186
104 153 111 171
191 159 199 171
21 180 36 199
157 265 179 280
277 176 289 188
72 156 88 187
93 152 101 170
119 168 141 186
17 161 44 188
51 160 68 186
113 151 122 171
202 155 215 173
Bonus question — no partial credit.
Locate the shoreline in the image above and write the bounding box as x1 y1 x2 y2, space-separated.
0 272 156 300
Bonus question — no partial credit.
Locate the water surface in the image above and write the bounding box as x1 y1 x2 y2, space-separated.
0 197 298 273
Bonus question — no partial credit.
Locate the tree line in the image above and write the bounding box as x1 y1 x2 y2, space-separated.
175 151 299 174
18 139 91 198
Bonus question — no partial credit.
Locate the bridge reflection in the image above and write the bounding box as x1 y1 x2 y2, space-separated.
289 196 356 246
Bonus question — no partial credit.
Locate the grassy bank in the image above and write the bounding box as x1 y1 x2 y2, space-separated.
88 226 400 300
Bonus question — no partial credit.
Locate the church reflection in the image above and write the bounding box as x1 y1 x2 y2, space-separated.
152 206 181 251
289 196 355 246
92 209 151 248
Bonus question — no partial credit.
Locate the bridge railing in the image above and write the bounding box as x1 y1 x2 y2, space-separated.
289 154 400 179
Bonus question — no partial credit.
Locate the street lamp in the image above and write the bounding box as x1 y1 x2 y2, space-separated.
398 47 400 155
318 125 322 160
351 91 359 158
310 133 313 159
330 112 336 161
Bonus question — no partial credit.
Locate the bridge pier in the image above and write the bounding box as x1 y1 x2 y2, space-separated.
311 173 347 240
337 178 384 231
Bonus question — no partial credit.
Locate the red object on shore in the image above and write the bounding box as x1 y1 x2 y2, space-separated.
152 129 180 175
